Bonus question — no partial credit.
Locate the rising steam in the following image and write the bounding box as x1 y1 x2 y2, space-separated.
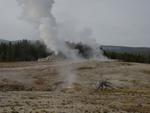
17 0 106 87
17 0 59 53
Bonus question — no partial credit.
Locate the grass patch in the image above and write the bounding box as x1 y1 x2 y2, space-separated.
94 88 150 95
142 70 150 75
122 104 150 113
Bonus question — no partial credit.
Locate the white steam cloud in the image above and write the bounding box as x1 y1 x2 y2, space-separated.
17 0 59 53
17 0 107 87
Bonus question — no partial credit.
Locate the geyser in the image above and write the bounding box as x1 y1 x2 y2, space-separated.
17 0 59 53
17 0 107 87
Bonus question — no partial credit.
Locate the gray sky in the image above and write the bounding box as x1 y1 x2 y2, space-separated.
0 0 150 47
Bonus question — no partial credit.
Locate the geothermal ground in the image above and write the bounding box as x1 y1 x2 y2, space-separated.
0 60 150 113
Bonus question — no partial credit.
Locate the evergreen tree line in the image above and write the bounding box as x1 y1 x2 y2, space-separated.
0 39 150 63
0 40 49 61
103 50 150 64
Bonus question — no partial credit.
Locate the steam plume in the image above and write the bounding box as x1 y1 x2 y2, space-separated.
17 0 107 87
17 0 58 52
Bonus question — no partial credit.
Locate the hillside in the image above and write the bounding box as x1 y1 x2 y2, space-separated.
0 39 9 43
102 45 150 55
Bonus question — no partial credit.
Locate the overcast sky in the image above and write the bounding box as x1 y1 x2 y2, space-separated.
0 0 150 47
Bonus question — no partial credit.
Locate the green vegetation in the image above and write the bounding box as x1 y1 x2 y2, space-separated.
103 50 150 64
0 40 49 61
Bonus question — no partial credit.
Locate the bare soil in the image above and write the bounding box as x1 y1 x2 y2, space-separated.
0 60 150 113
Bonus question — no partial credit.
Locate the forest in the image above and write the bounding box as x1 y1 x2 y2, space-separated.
103 50 150 64
0 39 150 63
0 40 49 61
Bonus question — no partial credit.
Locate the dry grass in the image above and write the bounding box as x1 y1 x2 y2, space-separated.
142 70 150 75
0 60 150 113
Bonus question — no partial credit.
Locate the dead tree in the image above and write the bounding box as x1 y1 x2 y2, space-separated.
95 80 112 90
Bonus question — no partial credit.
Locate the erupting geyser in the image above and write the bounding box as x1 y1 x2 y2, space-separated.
17 0 59 53
17 0 107 88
